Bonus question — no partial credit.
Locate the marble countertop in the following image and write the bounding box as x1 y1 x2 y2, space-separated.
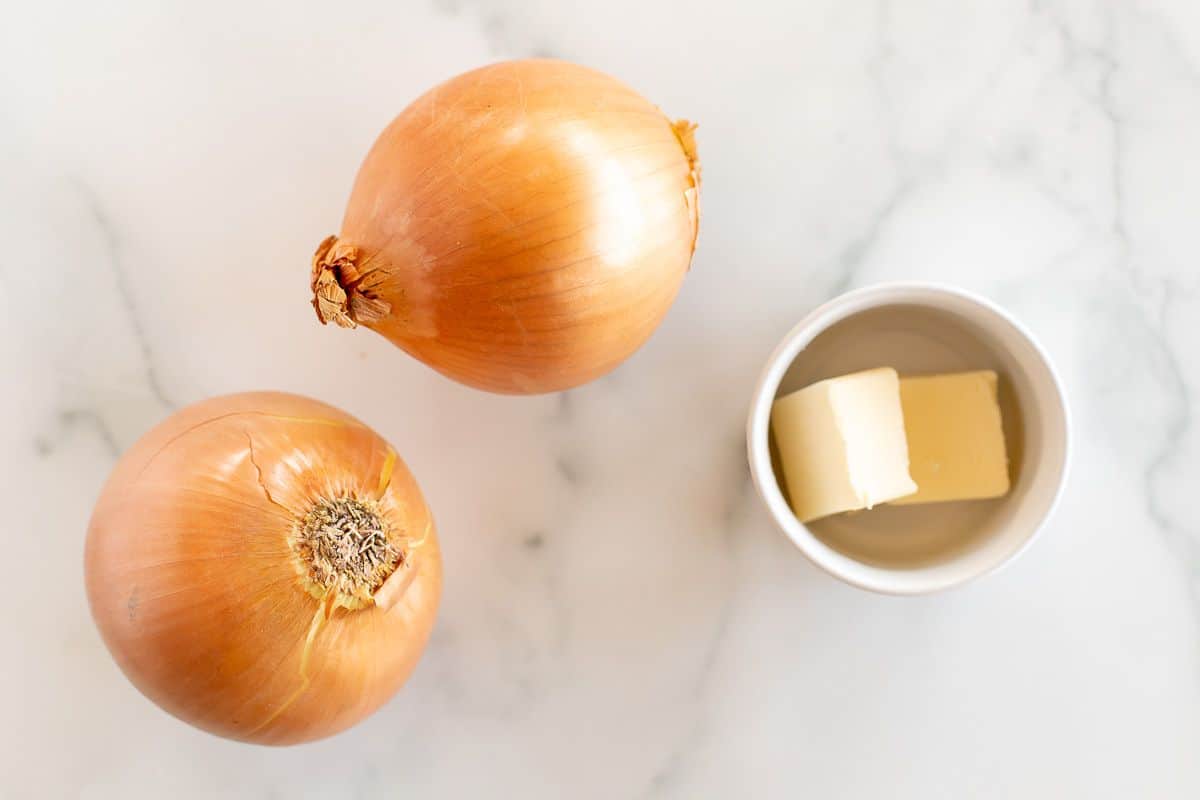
4 0 1199 797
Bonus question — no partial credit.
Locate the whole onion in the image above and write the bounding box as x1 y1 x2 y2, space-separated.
311 58 700 394
85 392 441 745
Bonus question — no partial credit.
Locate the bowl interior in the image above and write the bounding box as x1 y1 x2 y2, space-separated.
763 297 1067 588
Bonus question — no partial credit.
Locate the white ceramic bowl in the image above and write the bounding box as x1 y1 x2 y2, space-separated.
747 283 1070 594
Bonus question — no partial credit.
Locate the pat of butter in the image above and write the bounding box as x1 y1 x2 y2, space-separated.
771 367 918 523
891 370 1010 505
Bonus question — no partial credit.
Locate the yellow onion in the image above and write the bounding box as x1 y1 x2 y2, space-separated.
85 392 441 745
310 58 700 394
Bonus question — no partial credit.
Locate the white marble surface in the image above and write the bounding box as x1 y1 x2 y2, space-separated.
3 0 1200 796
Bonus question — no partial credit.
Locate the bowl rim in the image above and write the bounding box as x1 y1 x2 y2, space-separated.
745 281 1072 595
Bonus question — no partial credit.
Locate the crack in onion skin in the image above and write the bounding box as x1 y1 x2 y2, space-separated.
311 59 701 394
84 392 442 745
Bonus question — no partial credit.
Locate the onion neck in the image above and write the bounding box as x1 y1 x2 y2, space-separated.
310 235 392 329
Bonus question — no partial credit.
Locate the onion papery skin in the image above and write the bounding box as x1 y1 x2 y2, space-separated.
84 392 442 745
311 59 700 394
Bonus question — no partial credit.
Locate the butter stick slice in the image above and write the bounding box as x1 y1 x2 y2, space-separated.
771 367 918 523
892 370 1010 505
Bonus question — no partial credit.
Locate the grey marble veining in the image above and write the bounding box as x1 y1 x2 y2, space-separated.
3 0 1200 797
